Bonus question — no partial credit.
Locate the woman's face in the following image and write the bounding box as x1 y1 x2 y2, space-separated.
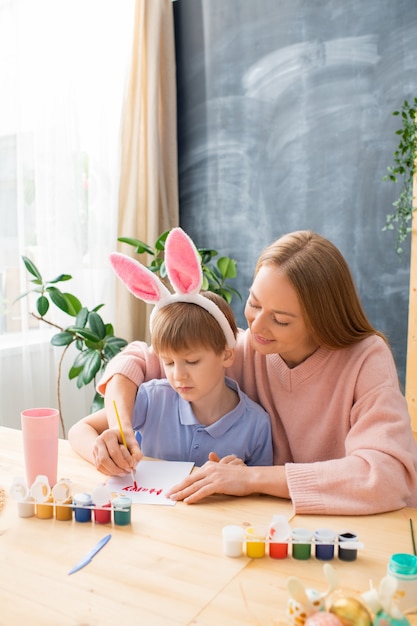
244 264 319 367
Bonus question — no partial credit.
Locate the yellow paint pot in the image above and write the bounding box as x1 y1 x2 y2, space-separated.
36 494 54 519
245 526 266 558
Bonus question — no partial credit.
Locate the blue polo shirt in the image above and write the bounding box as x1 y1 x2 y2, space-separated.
132 377 273 467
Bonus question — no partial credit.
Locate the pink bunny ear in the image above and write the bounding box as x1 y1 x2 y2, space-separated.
109 252 170 303
164 227 203 295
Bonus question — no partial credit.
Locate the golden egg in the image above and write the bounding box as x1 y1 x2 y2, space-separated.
329 596 373 626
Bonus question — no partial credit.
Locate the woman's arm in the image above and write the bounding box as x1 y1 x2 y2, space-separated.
166 460 290 503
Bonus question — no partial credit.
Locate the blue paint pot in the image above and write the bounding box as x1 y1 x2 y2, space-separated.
314 528 336 560
73 492 93 523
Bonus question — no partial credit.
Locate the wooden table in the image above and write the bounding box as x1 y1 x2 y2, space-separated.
1 426 416 626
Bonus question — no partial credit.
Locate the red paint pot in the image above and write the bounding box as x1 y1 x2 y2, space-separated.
94 502 111 524
268 515 290 559
269 541 288 559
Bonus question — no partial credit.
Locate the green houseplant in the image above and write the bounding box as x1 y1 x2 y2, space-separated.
17 230 241 436
383 97 417 255
118 230 241 304
16 258 128 436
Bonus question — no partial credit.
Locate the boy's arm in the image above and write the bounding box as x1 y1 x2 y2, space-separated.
68 409 110 466
104 374 138 431
69 372 144 476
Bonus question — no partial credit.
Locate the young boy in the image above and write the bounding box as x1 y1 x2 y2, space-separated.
68 228 273 470
69 292 272 468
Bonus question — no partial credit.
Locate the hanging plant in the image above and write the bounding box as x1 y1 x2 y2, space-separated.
382 97 417 255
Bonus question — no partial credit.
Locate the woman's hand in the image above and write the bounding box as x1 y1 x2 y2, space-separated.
166 458 253 504
92 427 143 476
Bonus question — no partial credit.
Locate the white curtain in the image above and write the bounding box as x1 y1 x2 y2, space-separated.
0 0 135 434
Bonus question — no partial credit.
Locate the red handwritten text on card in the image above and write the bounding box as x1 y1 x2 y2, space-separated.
122 485 163 496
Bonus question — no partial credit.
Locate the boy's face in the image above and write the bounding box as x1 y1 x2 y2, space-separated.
159 347 234 405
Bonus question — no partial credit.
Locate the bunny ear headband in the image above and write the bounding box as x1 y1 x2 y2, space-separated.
109 227 236 348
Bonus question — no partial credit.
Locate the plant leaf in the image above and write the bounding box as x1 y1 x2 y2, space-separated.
81 350 102 384
69 327 101 343
51 331 75 346
22 256 42 280
36 295 49 317
48 274 72 284
88 311 106 339
75 307 89 328
62 293 82 316
154 230 169 250
103 337 127 359
47 287 71 313
68 364 84 380
217 256 237 279
90 391 104 412
118 236 154 255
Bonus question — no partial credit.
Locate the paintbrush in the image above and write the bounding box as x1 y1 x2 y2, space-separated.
410 518 417 556
113 400 137 489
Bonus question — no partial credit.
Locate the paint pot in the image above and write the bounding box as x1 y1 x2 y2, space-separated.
338 531 358 562
55 496 73 521
387 552 417 612
291 527 313 560
17 494 36 518
222 525 244 557
314 528 336 561
245 526 266 558
10 477 35 518
112 495 132 526
94 502 112 524
73 492 93 523
36 494 54 519
52 479 73 521
92 484 112 524
30 475 53 519
268 515 291 559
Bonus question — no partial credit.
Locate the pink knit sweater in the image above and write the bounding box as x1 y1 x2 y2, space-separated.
98 330 417 515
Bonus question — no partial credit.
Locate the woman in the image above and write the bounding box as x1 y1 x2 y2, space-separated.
95 230 417 514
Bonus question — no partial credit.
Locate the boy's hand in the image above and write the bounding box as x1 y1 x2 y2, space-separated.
93 427 143 476
208 451 245 465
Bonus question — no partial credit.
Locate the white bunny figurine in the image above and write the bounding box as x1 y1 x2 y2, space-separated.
286 564 339 626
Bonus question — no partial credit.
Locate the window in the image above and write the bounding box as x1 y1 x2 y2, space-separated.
0 0 135 427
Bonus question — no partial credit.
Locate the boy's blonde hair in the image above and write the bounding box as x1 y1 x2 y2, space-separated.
151 291 237 355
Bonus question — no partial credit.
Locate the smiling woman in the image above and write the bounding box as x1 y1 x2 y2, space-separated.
245 266 319 368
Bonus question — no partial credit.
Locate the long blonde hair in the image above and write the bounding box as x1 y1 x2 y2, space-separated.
256 230 387 348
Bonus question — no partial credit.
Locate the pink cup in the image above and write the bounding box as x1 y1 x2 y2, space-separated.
21 408 59 488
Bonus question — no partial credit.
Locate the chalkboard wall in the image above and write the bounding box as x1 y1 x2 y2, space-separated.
173 0 417 385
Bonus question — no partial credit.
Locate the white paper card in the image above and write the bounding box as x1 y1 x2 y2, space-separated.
107 460 194 506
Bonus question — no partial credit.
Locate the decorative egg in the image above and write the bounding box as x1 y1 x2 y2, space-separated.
329 596 373 626
305 611 344 626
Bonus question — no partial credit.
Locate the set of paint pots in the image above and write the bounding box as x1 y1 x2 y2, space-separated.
10 475 132 526
222 515 363 561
